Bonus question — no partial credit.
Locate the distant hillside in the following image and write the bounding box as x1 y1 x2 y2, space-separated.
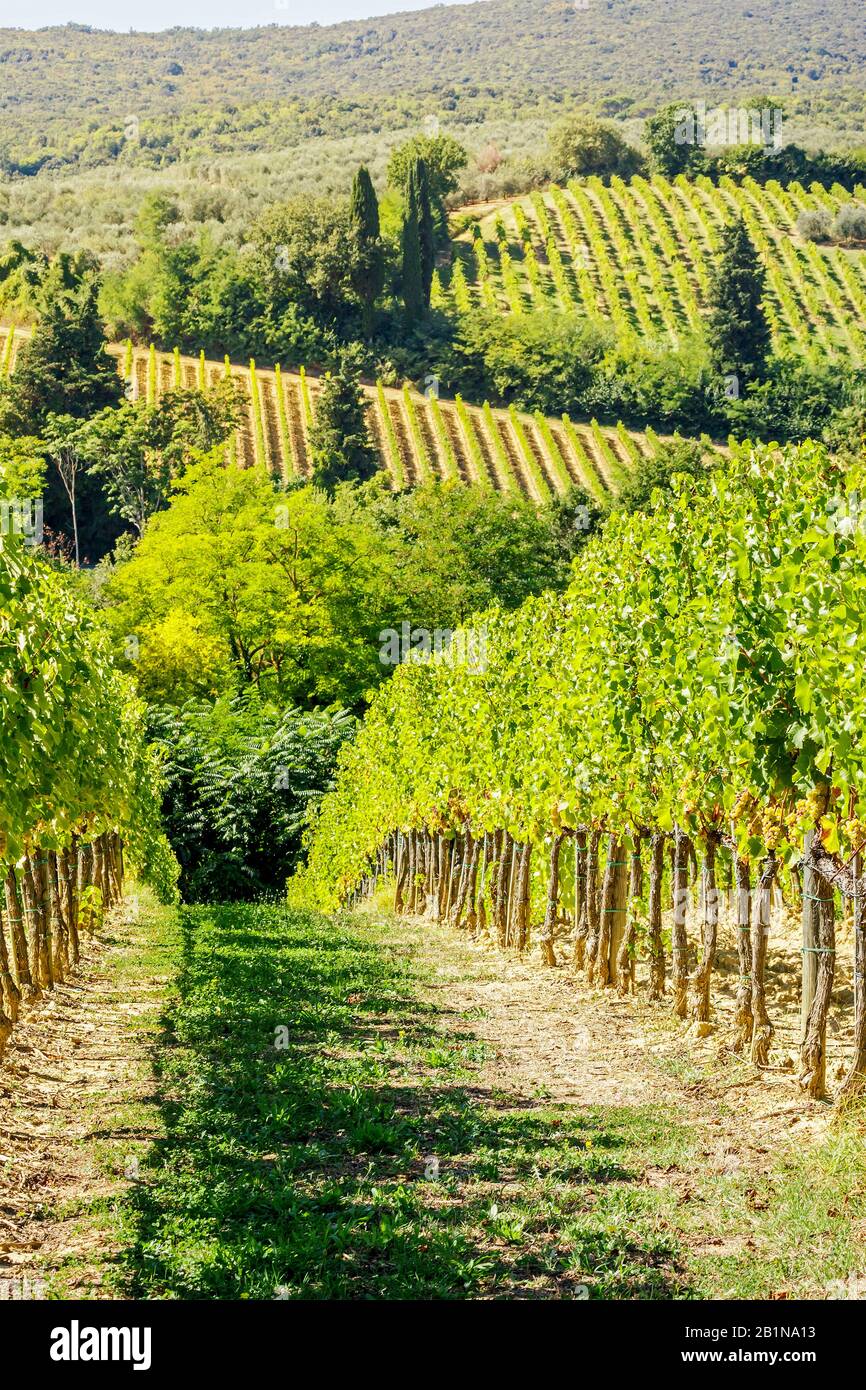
1 0 864 173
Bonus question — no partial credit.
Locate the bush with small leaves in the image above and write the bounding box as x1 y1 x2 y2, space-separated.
831 204 866 246
796 208 832 243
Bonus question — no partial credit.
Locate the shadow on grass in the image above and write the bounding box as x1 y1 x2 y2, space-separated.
118 903 691 1300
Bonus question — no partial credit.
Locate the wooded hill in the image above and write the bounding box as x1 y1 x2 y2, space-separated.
1 0 864 173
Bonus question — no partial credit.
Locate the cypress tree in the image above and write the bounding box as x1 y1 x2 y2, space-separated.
349 165 384 338
401 162 425 324
308 357 379 493
706 216 771 382
416 158 435 307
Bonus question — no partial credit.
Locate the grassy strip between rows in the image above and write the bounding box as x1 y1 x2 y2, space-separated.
48 898 866 1300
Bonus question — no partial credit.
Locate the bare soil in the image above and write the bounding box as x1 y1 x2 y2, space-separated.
0 898 169 1298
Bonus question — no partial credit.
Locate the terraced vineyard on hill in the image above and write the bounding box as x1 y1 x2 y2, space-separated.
443 175 866 360
0 325 698 503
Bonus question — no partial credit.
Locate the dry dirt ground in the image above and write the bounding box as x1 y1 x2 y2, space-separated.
0 896 172 1298
0 893 855 1298
414 909 841 1175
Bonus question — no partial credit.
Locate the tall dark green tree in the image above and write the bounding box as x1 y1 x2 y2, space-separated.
401 162 425 324
416 158 435 307
308 358 378 493
644 101 706 177
386 133 467 245
348 165 384 338
401 158 434 322
1 267 122 435
706 216 771 382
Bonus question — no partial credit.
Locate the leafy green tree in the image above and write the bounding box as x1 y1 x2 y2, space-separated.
251 195 358 336
706 216 771 382
545 485 605 567
381 481 577 618
348 165 385 337
644 101 706 176
615 437 708 513
831 204 866 245
0 271 126 558
387 133 467 234
0 241 47 319
104 458 396 708
134 192 180 246
0 433 45 501
148 693 353 901
308 360 378 493
447 309 606 414
797 209 832 243
547 115 643 181
100 196 258 355
725 359 854 444
0 243 99 323
104 462 574 710
62 380 242 536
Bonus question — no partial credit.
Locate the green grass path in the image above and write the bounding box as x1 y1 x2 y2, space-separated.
121 900 692 1299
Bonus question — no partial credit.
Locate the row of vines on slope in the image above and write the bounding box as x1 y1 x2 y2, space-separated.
0 526 174 1057
446 177 866 359
291 438 866 1104
115 341 670 501
0 325 692 503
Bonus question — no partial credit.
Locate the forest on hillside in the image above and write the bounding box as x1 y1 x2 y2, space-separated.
1 0 865 175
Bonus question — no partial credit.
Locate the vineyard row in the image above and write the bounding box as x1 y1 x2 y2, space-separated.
0 522 167 1062
445 175 866 361
293 439 866 1105
0 326 698 503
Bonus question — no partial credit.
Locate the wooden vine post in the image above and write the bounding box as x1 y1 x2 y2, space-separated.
839 850 866 1103
750 853 778 1067
583 829 602 980
540 833 565 967
513 842 532 952
394 832 408 914
800 866 835 1098
671 828 691 1017
464 834 481 934
647 832 666 1000
491 829 507 947
597 836 628 988
733 858 753 1051
688 832 720 1028
616 837 644 995
800 829 820 1044
572 830 588 968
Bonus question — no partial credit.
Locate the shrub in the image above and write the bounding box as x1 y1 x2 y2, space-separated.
796 208 832 242
548 115 643 182
148 694 354 902
615 437 708 513
831 204 866 245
